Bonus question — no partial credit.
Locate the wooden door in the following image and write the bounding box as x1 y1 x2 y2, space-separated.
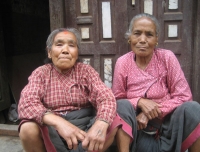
49 0 195 91
192 0 200 101
157 0 193 87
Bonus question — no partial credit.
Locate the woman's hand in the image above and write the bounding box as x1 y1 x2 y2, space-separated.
43 113 86 150
55 119 87 150
82 120 109 151
137 98 162 120
136 112 149 130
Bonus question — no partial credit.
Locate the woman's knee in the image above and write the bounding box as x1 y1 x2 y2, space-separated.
178 101 200 113
19 121 41 141
116 99 136 122
117 99 132 109
117 99 134 113
174 101 200 123
181 101 199 107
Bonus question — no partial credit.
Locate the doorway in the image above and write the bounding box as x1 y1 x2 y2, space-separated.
0 0 50 123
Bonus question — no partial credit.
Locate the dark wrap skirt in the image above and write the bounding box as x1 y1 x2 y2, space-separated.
18 100 137 152
47 108 95 152
134 101 200 152
115 99 137 151
19 108 95 152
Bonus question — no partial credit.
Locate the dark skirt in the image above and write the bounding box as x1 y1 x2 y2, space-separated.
47 107 95 152
18 102 135 152
135 101 200 152
116 99 138 151
19 107 95 152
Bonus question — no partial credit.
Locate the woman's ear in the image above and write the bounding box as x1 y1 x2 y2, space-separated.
47 49 51 58
156 36 158 42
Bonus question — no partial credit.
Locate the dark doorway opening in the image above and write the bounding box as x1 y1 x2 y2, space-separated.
0 0 50 124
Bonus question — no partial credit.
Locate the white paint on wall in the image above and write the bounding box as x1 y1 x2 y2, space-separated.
169 0 178 9
82 58 90 65
132 0 135 5
168 25 178 37
81 28 89 39
144 0 153 15
102 2 112 38
80 0 89 13
104 58 112 88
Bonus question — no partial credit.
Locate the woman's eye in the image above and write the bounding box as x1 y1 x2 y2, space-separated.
56 43 63 46
147 33 153 36
69 43 76 47
133 32 141 36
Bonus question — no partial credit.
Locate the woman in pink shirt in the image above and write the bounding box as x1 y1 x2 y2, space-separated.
112 13 200 152
18 28 120 152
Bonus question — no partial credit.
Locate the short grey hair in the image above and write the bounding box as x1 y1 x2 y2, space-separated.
125 13 160 39
44 28 81 63
46 27 81 51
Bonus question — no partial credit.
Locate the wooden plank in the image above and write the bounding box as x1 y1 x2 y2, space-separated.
49 0 64 31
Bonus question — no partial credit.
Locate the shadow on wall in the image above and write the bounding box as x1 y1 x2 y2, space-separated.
2 0 50 104
7 53 46 103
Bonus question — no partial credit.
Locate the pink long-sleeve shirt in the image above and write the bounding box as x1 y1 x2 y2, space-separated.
18 62 116 125
112 48 192 118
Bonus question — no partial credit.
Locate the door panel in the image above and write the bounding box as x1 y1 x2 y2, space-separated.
49 0 65 31
157 0 193 86
192 0 200 101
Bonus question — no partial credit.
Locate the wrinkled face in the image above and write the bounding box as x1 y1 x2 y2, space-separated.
130 17 158 58
48 31 78 73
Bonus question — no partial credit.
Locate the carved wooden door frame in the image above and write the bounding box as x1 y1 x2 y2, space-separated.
191 0 200 101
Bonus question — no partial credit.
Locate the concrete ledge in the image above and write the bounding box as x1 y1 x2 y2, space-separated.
0 124 19 137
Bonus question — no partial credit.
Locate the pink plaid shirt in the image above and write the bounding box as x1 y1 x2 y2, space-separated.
18 62 116 125
112 48 192 118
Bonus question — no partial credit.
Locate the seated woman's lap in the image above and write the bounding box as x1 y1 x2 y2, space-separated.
160 101 200 152
117 100 200 152
18 108 96 152
47 108 95 152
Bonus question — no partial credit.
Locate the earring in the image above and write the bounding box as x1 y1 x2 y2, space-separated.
156 42 158 46
128 40 131 44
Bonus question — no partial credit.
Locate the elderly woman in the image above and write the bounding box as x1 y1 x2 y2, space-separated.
18 28 120 152
112 13 200 152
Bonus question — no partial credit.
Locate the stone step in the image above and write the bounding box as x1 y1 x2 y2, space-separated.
0 124 19 137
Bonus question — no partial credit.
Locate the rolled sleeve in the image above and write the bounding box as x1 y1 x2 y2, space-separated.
18 67 46 125
86 66 117 125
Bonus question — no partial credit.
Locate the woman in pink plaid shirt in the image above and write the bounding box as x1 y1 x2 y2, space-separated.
18 28 135 152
